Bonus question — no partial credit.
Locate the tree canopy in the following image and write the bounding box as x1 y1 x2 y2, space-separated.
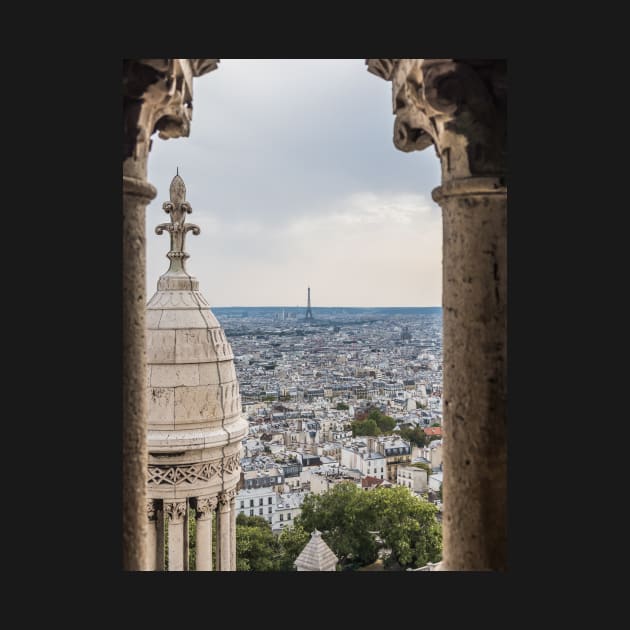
236 513 279 571
397 425 426 447
297 482 441 570
351 407 397 437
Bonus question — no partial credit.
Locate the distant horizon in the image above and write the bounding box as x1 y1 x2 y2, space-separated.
210 305 442 309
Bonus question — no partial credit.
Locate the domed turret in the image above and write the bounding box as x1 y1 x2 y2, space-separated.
144 171 247 571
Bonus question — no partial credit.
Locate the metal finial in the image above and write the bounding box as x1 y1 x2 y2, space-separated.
155 172 200 275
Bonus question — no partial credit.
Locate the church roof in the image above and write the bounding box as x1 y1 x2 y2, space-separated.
294 530 338 571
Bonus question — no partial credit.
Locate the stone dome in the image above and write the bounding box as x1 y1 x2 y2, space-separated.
146 173 247 501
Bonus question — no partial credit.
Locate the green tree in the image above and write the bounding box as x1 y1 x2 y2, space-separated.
336 402 349 410
298 482 379 567
397 425 426 447
277 522 310 571
368 408 396 434
235 513 280 571
351 418 380 437
369 486 442 569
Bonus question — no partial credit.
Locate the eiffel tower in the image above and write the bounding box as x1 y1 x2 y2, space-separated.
305 286 314 320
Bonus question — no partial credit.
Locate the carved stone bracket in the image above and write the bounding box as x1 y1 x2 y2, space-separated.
123 59 220 162
164 500 187 523
196 496 219 519
366 59 506 185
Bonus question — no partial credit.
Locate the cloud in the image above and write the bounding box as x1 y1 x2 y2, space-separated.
146 59 442 307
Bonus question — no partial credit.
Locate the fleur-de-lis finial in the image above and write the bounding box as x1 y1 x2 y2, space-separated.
155 171 200 276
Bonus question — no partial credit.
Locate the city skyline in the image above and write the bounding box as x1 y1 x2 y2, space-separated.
146 59 442 307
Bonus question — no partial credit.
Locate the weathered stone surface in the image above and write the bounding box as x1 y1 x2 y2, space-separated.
148 387 175 425
173 329 217 363
440 189 506 571
145 310 163 328
198 362 221 385
218 361 237 383
147 329 176 363
157 308 208 330
174 384 222 423
367 59 507 571
151 364 199 387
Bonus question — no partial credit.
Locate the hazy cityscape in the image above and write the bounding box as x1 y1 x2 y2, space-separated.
212 300 445 569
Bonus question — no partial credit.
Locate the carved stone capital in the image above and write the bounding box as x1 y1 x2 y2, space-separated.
164 500 187 523
196 496 218 519
123 59 220 162
218 488 237 508
367 58 506 185
146 499 158 521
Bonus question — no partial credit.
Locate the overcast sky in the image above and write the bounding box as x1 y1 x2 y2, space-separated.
146 59 442 307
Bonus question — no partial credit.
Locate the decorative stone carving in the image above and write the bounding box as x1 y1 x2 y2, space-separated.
222 452 241 475
123 59 220 162
218 488 237 507
366 58 398 81
148 461 222 486
164 500 187 523
196 496 218 518
155 171 200 276
146 499 158 521
365 59 506 184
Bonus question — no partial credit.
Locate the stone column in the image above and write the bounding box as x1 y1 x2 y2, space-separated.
433 178 507 571
366 58 507 571
230 496 237 570
217 490 233 571
195 497 217 571
122 58 220 570
145 500 158 571
155 501 165 571
165 500 187 571
122 154 154 572
183 501 190 571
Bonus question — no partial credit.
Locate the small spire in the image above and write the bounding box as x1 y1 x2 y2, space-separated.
176 166 179 176
155 171 200 277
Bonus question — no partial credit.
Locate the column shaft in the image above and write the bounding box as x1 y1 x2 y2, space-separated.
195 513 213 571
218 505 231 571
438 187 507 571
122 154 156 571
230 499 237 570
183 503 190 571
145 501 157 571
165 501 187 571
156 504 165 571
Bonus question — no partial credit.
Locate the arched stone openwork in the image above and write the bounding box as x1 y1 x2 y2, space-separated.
122 59 219 570
122 58 506 572
367 58 507 571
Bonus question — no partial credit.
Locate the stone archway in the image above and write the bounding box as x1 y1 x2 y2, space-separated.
122 58 507 571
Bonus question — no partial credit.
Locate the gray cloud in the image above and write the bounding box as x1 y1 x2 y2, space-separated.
147 59 442 307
